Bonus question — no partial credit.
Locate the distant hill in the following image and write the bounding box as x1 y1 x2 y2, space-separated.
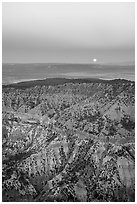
2 77 134 90
2 63 135 85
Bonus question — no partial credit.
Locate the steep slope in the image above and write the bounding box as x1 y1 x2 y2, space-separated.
2 79 135 202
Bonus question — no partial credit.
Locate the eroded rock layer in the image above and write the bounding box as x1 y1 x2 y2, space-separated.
2 79 135 201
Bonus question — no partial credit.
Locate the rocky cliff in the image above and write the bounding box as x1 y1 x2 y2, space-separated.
2 78 135 201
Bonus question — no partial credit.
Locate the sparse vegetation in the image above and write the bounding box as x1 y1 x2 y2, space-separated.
2 78 135 202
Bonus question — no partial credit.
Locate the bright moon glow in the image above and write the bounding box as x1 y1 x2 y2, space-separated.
93 58 97 62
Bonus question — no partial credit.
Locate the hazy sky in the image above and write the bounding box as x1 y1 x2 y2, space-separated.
2 2 135 63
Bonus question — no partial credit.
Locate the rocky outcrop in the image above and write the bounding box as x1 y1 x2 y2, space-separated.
2 79 135 201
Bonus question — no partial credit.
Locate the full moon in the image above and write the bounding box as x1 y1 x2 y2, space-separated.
93 58 97 62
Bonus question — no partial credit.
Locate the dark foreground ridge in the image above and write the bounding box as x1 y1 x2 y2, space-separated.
3 77 133 90
2 78 135 201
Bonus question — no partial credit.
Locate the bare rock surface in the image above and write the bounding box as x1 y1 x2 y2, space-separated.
2 78 135 201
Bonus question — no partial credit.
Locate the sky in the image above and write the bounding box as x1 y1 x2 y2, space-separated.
2 2 135 64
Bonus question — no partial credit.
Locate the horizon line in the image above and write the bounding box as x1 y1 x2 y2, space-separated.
2 61 135 65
